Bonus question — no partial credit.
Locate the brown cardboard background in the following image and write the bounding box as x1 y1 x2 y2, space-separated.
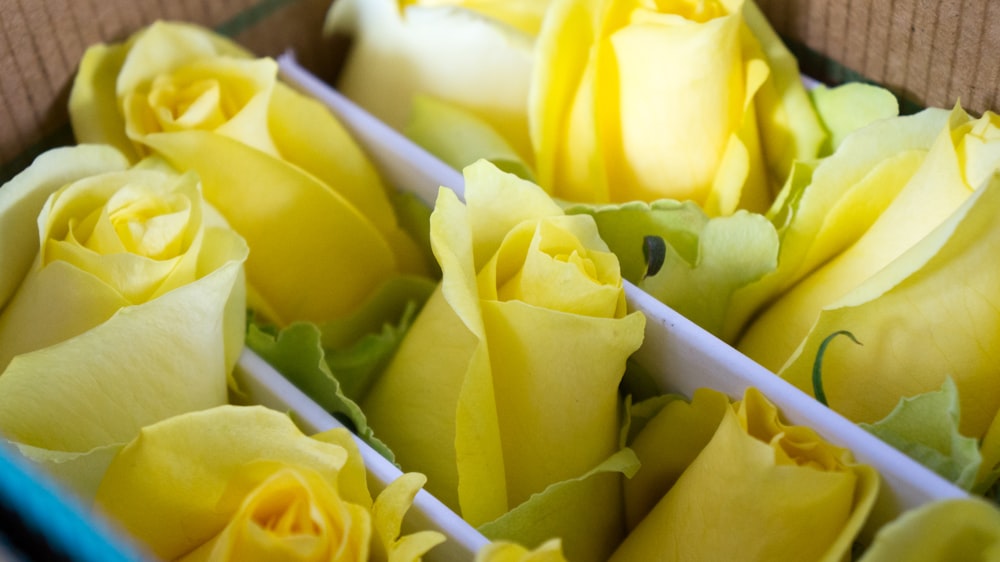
1 0 998 181
759 0 1000 115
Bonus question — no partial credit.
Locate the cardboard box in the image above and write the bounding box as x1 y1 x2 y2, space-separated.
757 0 1000 116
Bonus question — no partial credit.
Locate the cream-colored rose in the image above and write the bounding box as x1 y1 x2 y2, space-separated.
0 144 247 497
326 0 542 167
70 20 428 326
94 405 444 561
361 160 644 561
531 0 824 214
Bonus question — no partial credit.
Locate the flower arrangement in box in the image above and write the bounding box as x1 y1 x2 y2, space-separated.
1 0 998 559
325 0 1000 516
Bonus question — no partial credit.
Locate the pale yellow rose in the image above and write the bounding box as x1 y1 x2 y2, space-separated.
361 160 645 561
531 0 825 214
325 0 541 168
612 387 878 561
735 105 1000 453
94 405 444 561
69 20 428 326
0 144 247 498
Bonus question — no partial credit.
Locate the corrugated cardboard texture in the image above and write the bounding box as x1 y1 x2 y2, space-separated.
1 0 998 182
758 0 1000 115
0 0 334 181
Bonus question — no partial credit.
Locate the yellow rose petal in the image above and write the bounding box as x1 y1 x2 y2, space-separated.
608 6 746 204
371 472 446 561
611 388 878 562
41 169 203 303
97 406 442 562
623 388 730 529
531 0 822 212
0 145 130 307
742 107 977 368
115 21 252 95
480 300 643 508
0 239 244 487
779 172 1000 439
486 217 623 317
475 538 567 562
142 130 402 325
740 0 826 174
126 57 280 156
94 406 351 560
69 45 137 160
733 107 952 362
327 0 535 160
69 20 431 327
0 145 247 498
179 465 372 562
361 286 480 512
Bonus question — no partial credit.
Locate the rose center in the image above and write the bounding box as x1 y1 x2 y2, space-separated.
492 218 623 317
554 249 600 279
148 75 230 131
250 491 323 537
648 0 727 22
72 184 192 260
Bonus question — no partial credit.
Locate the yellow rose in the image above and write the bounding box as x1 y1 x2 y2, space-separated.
94 405 444 561
69 20 428 326
326 0 542 168
531 0 824 214
399 0 553 35
735 106 1000 450
475 538 567 562
612 387 878 561
361 160 645 561
0 144 247 497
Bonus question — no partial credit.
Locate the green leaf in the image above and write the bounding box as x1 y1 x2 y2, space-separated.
323 294 428 403
246 275 436 463
247 321 396 462
318 275 436 352
568 200 778 339
478 448 640 562
860 378 981 491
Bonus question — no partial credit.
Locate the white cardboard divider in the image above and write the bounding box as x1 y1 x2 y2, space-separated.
265 50 969 547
